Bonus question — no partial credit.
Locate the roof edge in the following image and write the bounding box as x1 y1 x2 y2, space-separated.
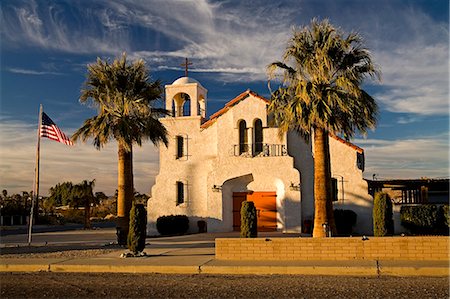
329 134 364 154
200 90 269 129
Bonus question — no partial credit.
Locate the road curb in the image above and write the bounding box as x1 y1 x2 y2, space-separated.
379 266 449 277
1 259 448 276
49 264 201 274
200 265 378 276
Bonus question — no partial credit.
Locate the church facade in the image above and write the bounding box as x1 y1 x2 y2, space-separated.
147 76 373 235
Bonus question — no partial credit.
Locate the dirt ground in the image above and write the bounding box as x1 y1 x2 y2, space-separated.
1 272 448 299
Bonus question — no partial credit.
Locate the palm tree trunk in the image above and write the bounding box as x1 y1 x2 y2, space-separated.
312 127 336 237
117 142 134 245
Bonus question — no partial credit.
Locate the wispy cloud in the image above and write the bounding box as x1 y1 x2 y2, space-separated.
374 44 448 116
1 0 293 80
1 0 448 117
356 134 449 179
0 117 160 196
7 67 63 75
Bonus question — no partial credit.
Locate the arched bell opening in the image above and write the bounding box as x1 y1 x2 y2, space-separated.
172 92 191 117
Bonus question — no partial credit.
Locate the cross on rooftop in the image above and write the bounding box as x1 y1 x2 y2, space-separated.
181 58 192 77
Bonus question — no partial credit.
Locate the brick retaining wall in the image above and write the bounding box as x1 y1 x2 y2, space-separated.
215 237 449 260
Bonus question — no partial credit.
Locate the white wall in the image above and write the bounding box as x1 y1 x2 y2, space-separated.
148 92 302 235
148 85 373 236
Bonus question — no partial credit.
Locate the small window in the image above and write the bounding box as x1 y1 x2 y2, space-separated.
176 136 184 159
176 181 184 205
331 178 338 202
357 152 365 171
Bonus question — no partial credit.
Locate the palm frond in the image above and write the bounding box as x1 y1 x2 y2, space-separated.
74 53 169 151
266 19 380 141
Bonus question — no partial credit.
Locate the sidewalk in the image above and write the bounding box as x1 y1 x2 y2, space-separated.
1 231 448 276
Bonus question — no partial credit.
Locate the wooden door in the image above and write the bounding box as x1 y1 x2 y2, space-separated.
249 192 277 231
232 192 277 232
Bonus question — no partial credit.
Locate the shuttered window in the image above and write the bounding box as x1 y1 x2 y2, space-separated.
176 181 184 205
176 135 184 159
331 178 338 202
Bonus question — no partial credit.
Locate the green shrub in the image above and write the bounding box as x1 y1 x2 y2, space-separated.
333 209 357 236
127 203 147 254
38 214 65 225
401 204 449 235
240 201 257 238
156 215 189 236
91 198 117 219
440 205 449 228
373 192 394 236
59 209 84 224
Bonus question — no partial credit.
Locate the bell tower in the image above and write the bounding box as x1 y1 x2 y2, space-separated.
165 60 207 118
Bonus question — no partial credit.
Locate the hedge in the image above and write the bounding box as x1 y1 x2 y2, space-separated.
156 215 189 236
333 209 357 236
400 204 449 235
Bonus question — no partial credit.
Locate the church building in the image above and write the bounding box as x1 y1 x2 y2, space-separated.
147 76 373 235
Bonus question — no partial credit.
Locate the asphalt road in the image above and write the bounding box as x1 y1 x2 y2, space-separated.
0 222 115 236
1 272 448 298
0 225 117 247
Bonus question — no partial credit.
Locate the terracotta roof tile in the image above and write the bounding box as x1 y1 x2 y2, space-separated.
200 90 269 129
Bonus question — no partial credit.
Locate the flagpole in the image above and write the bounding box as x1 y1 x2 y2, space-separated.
28 104 42 245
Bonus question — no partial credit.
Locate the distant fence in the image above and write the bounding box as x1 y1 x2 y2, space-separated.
215 236 449 261
0 215 28 226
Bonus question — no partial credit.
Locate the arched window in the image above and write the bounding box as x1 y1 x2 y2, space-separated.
253 118 263 155
238 120 247 155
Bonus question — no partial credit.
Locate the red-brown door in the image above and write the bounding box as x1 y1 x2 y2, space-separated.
232 192 277 232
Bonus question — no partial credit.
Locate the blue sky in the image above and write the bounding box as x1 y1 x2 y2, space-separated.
1 0 448 196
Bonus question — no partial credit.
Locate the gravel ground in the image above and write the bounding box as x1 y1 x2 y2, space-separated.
1 272 448 298
0 244 121 258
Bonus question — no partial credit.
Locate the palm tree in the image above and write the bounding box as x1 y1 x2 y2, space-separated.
70 180 96 229
72 53 169 244
268 19 380 237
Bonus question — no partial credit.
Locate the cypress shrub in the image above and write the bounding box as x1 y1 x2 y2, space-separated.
240 201 257 238
401 204 449 235
127 203 147 254
156 215 189 235
373 192 394 236
333 209 357 236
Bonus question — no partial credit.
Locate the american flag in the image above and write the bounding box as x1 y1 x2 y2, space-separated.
40 112 74 146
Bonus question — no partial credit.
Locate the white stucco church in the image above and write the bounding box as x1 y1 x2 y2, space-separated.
147 76 374 235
